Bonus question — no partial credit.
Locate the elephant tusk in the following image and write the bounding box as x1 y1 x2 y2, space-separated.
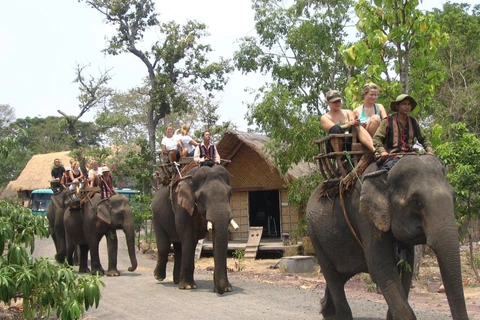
230 219 239 230
207 220 239 230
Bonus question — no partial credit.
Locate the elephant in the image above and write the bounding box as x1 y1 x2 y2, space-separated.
152 165 233 294
306 155 468 320
63 193 137 276
46 189 74 263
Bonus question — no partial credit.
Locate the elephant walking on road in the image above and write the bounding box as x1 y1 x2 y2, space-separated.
64 193 137 276
152 165 233 294
306 155 468 320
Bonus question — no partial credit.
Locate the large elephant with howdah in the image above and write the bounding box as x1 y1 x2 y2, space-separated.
306 155 468 320
64 193 137 276
152 165 233 294
46 189 73 263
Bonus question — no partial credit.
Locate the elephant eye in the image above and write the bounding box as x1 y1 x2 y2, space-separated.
412 198 423 210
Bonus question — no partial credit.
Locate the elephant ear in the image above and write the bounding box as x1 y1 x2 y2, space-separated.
51 194 62 209
175 178 195 216
360 172 391 232
96 199 112 225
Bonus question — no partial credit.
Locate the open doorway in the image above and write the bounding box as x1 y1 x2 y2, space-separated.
248 190 281 238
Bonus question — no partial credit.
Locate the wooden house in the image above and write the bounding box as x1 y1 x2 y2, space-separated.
216 130 316 241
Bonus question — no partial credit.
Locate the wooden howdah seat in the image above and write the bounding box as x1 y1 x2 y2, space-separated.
313 126 373 180
154 153 197 186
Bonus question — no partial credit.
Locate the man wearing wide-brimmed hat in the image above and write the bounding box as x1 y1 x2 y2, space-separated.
100 166 116 199
373 94 434 163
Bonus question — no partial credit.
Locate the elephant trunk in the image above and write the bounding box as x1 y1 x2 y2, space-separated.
212 220 229 294
124 224 137 272
429 228 468 320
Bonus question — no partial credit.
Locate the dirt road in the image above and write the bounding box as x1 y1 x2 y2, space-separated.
33 234 473 320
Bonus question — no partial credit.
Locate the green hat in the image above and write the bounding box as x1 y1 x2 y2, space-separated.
390 94 417 112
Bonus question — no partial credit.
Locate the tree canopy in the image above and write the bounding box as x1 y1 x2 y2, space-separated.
427 3 480 135
343 0 447 110
234 0 354 174
81 0 233 162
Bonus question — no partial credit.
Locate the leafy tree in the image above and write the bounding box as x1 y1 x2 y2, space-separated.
0 118 28 189
434 122 480 282
95 86 150 147
0 147 29 190
112 138 154 193
57 64 111 149
427 3 480 135
343 0 447 110
160 85 237 144
234 0 353 174
0 104 15 134
130 193 154 248
11 117 100 154
0 136 103 320
81 0 233 164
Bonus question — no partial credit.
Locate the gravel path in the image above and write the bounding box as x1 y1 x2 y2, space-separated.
31 233 474 320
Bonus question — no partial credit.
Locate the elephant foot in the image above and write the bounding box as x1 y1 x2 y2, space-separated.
320 295 338 320
107 269 121 277
54 254 65 264
78 267 91 273
214 280 233 294
173 276 180 285
91 268 105 276
321 307 352 320
178 280 197 290
154 267 166 281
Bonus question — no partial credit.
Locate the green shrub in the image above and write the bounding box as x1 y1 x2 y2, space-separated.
232 248 246 271
0 199 104 320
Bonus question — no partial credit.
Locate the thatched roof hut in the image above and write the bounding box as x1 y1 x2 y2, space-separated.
0 151 71 199
215 130 316 241
217 130 316 190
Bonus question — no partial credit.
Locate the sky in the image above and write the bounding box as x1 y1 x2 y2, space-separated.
0 0 476 131
0 0 266 131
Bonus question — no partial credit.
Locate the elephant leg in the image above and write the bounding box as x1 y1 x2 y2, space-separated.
178 226 197 290
320 270 353 320
386 245 415 320
105 230 120 276
65 238 75 268
367 242 416 320
89 235 105 276
54 223 66 263
320 286 336 320
172 243 182 284
78 244 90 273
154 228 171 282
309 232 352 319
73 246 81 266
